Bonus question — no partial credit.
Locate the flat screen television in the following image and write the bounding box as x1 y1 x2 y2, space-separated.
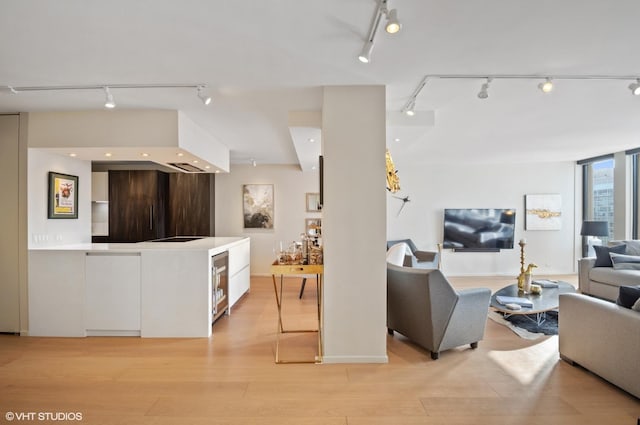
443 208 516 250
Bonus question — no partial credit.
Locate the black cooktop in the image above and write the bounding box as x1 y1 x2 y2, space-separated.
149 236 205 243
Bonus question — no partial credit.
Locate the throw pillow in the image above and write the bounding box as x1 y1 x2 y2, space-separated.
593 244 626 267
610 252 640 270
621 240 640 256
632 297 640 312
616 285 640 309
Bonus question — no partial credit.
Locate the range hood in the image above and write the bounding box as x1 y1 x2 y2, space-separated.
27 110 230 173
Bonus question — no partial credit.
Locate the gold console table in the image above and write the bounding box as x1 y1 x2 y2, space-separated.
270 262 323 364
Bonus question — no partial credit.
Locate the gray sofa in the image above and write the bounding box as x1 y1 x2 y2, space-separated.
559 293 640 398
578 240 640 301
387 263 490 360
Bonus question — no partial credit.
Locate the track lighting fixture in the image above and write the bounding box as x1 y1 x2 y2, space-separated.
103 87 115 109
477 78 491 99
4 83 210 109
403 100 415 116
358 41 374 63
358 0 401 63
400 74 640 114
538 78 554 93
197 85 212 105
385 9 401 34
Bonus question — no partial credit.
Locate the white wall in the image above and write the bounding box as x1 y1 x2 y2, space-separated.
28 149 92 248
386 159 578 276
215 164 320 275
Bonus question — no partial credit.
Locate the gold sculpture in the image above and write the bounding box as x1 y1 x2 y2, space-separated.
386 149 400 193
516 240 537 293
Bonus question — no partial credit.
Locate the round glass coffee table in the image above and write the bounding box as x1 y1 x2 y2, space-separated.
490 281 576 326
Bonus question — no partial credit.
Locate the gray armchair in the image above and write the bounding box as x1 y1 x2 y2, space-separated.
386 239 440 269
387 263 491 360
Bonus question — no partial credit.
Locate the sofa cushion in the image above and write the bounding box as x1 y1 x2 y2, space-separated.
632 297 640 312
589 267 640 287
594 244 626 267
610 252 640 270
611 239 640 255
616 285 640 309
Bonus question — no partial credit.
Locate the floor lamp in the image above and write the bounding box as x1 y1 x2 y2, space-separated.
580 220 609 257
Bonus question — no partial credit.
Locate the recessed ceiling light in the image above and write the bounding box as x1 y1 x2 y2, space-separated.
141 153 149 157
311 166 317 170
177 152 184 157
308 138 315 143
193 160 199 163
204 165 210 169
629 79 640 95
394 138 400 142
104 152 112 157
69 153 77 157
215 170 220 173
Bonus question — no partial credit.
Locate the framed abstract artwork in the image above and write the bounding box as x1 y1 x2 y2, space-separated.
48 172 78 219
243 184 274 229
525 194 561 230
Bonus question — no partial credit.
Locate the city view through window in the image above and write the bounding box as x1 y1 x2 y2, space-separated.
585 158 614 245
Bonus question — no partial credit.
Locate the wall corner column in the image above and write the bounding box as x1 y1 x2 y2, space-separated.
321 86 388 363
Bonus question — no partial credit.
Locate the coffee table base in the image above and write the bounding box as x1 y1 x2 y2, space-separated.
502 310 551 326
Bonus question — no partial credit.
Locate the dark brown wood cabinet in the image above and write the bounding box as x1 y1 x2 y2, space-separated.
168 173 212 236
108 170 169 242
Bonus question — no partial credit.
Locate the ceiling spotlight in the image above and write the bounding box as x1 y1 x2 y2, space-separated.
358 41 374 63
477 78 491 99
197 85 212 105
403 99 416 116
103 87 115 109
629 79 640 96
385 9 401 34
538 78 554 93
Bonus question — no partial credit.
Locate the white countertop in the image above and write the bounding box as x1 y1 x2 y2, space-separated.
29 236 249 252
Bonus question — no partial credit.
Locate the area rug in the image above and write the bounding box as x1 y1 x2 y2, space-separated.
488 310 558 340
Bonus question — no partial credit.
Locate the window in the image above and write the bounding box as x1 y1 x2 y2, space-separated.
582 157 614 253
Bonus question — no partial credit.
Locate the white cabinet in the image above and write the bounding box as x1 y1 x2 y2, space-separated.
91 172 108 202
228 239 250 309
85 253 141 336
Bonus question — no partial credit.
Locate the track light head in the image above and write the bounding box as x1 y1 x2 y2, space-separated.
538 78 554 93
385 9 401 34
103 87 115 109
197 85 212 105
629 79 640 96
477 78 491 99
403 99 416 116
358 41 374 63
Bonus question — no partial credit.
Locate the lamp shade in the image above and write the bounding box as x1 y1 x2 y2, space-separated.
580 220 609 237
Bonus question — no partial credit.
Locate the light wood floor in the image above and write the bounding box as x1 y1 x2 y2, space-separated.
1 274 638 424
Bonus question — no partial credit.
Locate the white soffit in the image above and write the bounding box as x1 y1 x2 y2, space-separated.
386 110 435 147
289 111 322 172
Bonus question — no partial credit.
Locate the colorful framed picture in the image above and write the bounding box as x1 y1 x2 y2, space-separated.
48 172 78 219
305 218 322 236
243 184 274 229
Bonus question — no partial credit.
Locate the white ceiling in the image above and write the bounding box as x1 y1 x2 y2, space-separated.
2 0 640 168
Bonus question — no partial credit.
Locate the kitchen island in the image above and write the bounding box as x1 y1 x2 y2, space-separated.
28 237 250 338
